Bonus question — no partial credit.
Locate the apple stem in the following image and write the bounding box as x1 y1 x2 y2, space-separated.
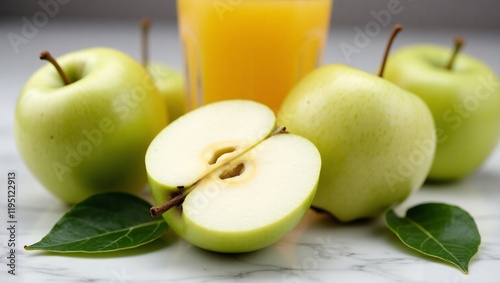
40 51 71 85
150 192 187 217
141 17 152 68
446 36 465 70
271 126 288 136
150 184 198 217
378 24 403 78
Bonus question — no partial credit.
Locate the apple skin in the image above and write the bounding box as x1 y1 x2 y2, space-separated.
146 100 321 253
385 45 500 181
278 64 436 222
149 135 319 253
147 63 186 122
15 47 168 204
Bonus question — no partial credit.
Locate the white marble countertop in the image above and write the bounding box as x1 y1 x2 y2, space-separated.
1 19 500 283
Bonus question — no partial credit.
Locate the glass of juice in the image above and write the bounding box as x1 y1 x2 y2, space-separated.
177 0 332 112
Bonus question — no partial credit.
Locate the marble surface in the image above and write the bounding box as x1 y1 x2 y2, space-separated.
1 19 500 283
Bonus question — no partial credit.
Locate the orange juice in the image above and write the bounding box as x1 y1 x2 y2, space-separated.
178 0 332 111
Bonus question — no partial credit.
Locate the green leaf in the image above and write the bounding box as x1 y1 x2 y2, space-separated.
386 203 480 274
25 193 168 253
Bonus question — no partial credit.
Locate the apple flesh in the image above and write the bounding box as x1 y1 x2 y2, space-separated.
15 48 167 204
146 100 321 253
385 45 500 181
278 64 436 222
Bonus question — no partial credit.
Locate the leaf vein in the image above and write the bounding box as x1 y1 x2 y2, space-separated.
33 220 165 249
405 217 465 269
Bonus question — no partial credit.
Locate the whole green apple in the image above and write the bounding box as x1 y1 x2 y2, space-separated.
278 64 436 222
147 63 186 122
141 18 186 122
385 40 500 181
278 25 436 222
146 100 321 253
15 48 168 204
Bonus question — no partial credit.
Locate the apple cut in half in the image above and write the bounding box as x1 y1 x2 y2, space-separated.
146 100 321 253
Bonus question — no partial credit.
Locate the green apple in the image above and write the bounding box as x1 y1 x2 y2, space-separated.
15 48 168 204
147 63 186 122
146 100 321 253
384 39 500 181
141 18 186 122
278 25 436 222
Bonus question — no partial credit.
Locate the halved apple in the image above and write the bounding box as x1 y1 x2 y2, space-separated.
146 100 321 253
